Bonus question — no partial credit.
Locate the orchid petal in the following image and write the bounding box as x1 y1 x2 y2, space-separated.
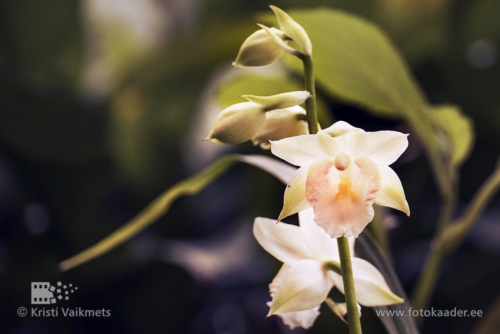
375 165 410 215
251 106 308 149
232 27 286 67
237 154 296 185
347 131 409 165
299 208 337 259
207 101 265 144
269 259 333 314
306 158 380 238
242 91 310 110
331 258 404 306
267 264 320 330
257 24 298 56
278 166 310 221
253 218 313 264
274 306 320 329
320 121 364 137
270 5 312 56
271 132 340 167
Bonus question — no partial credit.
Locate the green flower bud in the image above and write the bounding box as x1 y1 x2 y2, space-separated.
233 27 287 67
207 102 266 144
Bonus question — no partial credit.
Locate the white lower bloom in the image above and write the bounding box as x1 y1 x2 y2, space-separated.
254 209 403 328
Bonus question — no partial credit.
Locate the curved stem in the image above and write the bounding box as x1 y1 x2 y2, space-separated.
412 162 500 319
436 169 457 234
338 236 363 334
301 54 319 134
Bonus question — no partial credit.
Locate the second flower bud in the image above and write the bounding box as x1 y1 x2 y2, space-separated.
207 91 310 146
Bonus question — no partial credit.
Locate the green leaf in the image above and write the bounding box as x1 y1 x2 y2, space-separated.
428 105 475 167
58 154 295 271
59 155 239 271
282 9 437 150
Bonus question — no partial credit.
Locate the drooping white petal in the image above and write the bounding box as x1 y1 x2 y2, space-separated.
278 166 311 221
299 208 337 260
271 304 320 329
330 258 404 307
347 131 409 165
267 264 320 330
305 158 380 238
269 264 290 298
271 132 340 167
251 106 308 149
374 165 410 215
253 218 313 264
237 154 296 185
269 259 333 314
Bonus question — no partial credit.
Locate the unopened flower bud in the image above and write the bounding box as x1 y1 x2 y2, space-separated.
252 106 308 148
207 102 265 144
270 5 312 56
327 300 362 324
242 91 310 111
233 27 287 67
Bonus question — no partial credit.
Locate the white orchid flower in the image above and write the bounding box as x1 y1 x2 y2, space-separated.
254 209 403 329
271 121 410 238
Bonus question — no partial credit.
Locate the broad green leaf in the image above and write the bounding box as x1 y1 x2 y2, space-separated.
428 105 474 167
281 9 437 150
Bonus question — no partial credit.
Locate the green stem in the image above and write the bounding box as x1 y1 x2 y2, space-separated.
301 53 359 332
338 236 362 334
411 242 446 323
412 162 500 318
436 169 457 234
301 54 319 134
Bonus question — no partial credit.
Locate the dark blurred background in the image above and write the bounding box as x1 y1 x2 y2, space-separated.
1 0 500 333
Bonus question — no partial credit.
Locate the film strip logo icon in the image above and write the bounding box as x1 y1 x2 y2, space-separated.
31 282 78 304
